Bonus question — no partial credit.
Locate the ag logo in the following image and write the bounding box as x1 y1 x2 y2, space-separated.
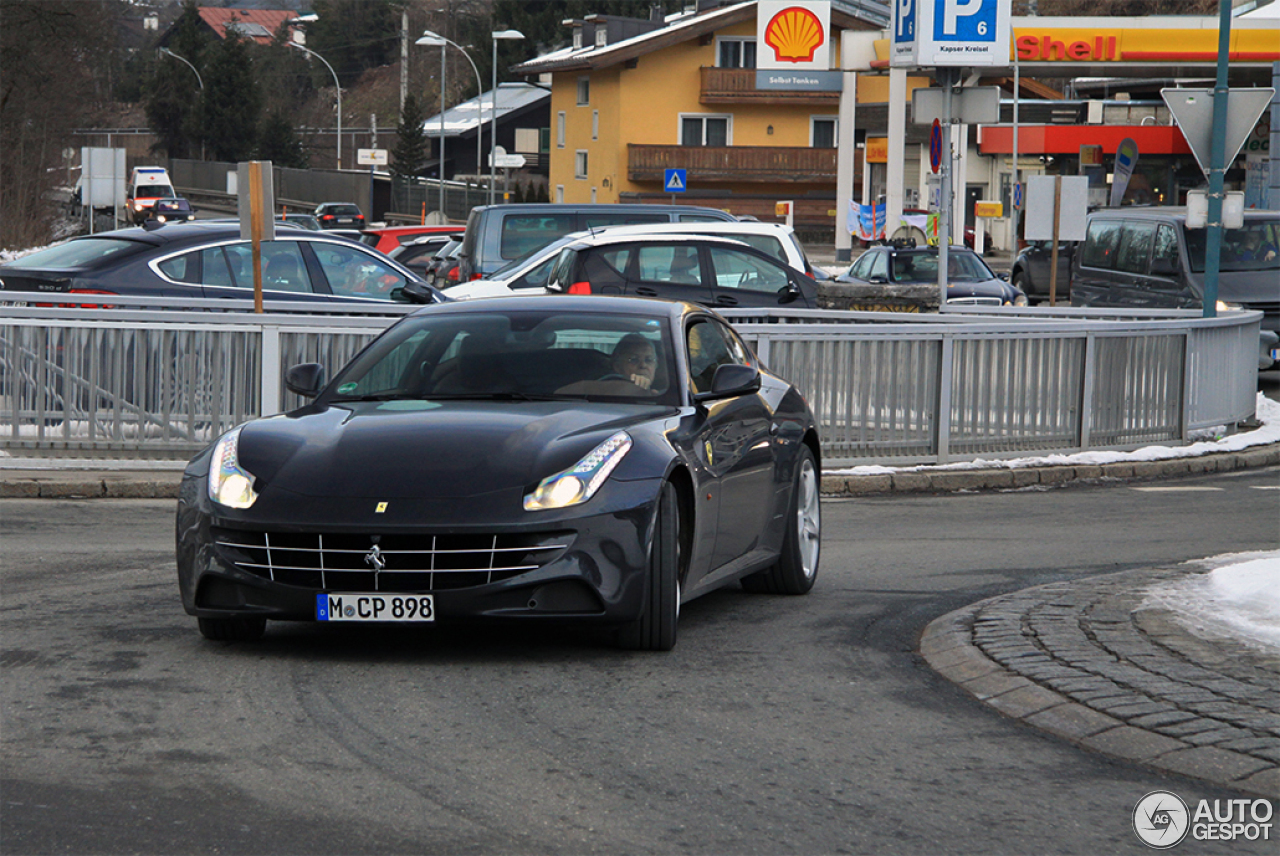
1133 791 1190 849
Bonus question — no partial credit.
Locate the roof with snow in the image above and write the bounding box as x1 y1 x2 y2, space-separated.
420 82 550 138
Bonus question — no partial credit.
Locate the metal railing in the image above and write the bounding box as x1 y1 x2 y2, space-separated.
0 294 1261 465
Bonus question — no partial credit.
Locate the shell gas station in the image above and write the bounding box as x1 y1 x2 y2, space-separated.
851 8 1279 254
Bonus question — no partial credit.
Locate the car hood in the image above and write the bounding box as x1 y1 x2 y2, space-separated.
945 278 1017 300
236 400 671 500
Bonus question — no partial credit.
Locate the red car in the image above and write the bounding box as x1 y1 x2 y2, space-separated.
360 225 464 256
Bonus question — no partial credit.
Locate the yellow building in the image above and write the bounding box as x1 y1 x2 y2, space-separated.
514 0 886 227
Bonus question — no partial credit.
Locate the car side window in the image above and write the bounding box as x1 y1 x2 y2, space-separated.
313 244 406 300
708 247 789 293
1115 223 1156 276
1081 220 1122 269
157 251 199 284
847 253 873 280
259 242 312 293
687 319 746 394
1152 225 1180 277
199 247 237 287
637 245 701 284
866 250 890 282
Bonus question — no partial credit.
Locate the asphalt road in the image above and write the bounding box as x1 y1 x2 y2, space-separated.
3 467 1279 855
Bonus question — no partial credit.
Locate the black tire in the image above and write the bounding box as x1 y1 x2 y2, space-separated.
617 481 680 651
198 616 267 642
742 447 820 595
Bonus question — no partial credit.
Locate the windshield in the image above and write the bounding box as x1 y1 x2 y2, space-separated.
891 252 995 283
488 232 586 280
135 184 175 200
1183 220 1280 273
3 237 147 269
328 310 679 406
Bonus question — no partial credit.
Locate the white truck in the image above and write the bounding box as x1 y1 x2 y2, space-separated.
126 166 176 224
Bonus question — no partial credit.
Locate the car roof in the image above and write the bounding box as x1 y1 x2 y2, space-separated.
587 221 794 237
469 203 734 215
415 293 706 320
1086 206 1279 222
564 232 753 250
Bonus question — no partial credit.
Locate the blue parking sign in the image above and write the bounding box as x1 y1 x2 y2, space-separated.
664 169 687 193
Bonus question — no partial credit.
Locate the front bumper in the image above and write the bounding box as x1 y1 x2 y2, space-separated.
176 474 664 627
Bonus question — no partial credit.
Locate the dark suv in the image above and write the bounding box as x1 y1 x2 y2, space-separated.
314 202 366 230
1071 208 1280 369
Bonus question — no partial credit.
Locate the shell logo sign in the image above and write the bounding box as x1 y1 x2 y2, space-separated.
764 6 826 64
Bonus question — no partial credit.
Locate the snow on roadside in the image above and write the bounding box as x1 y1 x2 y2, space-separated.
1145 552 1280 653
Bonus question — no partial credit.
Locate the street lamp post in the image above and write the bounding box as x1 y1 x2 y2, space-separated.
418 31 484 216
490 30 524 205
289 42 341 170
158 47 205 160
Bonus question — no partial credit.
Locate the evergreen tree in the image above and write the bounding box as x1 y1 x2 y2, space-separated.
202 30 262 163
145 1 209 159
257 110 309 169
307 0 401 88
391 94 429 179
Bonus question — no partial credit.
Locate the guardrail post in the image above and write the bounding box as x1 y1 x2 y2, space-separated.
936 335 954 464
261 324 281 416
1079 332 1096 450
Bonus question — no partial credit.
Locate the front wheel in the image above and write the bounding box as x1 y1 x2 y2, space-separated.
617 481 681 651
198 616 266 642
742 447 820 595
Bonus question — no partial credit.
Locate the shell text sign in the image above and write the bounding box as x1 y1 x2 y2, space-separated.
764 6 825 63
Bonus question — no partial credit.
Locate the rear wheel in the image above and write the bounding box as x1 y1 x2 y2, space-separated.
617 481 681 651
198 616 266 642
742 447 820 595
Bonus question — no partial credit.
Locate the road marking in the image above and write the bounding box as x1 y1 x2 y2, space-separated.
1250 485 1280 490
1129 486 1224 492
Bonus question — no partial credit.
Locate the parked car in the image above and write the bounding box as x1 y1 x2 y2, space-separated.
1071 207 1280 369
1010 239 1075 303
0 221 445 305
539 232 820 310
314 202 366 230
279 213 322 231
419 238 463 289
175 296 822 650
448 220 819 301
388 235 459 279
361 225 465 256
835 245 1028 306
149 197 196 223
457 203 738 283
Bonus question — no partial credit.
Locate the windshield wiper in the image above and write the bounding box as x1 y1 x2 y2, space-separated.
425 392 576 401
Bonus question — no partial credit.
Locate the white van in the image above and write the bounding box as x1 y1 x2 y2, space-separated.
127 166 176 224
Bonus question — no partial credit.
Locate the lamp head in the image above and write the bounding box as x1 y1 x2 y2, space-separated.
492 29 525 40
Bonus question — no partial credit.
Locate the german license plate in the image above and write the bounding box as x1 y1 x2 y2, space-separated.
338 217 353 224
317 593 434 622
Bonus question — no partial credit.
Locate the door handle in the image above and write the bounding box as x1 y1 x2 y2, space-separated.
635 287 659 296
716 295 738 306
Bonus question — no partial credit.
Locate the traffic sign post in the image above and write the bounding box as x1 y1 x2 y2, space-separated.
664 168 687 204
1161 88 1273 180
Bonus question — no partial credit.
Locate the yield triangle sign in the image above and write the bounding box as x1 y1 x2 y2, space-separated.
1161 88 1274 178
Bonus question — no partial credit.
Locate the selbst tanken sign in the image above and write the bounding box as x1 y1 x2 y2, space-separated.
756 1 841 92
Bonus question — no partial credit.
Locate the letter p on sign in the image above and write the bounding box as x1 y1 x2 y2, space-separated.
944 0 984 36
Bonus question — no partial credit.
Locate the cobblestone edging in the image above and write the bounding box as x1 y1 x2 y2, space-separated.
921 567 1280 799
821 443 1280 496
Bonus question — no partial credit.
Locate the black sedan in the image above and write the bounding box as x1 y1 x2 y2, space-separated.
837 244 1028 306
176 297 822 651
0 222 444 305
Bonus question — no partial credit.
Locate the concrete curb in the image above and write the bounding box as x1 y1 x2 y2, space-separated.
921 567 1280 799
1 442 1277 500
822 442 1280 497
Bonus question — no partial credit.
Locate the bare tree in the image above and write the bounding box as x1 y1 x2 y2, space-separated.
0 0 121 249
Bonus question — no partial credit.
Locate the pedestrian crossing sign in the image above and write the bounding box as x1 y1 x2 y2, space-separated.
664 169 687 193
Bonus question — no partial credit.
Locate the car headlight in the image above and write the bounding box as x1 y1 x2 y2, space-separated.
1011 294 1028 307
524 431 632 511
208 426 258 509
1216 300 1243 312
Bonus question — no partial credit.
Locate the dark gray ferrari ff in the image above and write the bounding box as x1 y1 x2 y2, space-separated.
176 296 821 651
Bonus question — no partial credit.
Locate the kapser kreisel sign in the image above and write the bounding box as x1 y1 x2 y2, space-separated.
756 1 842 92
892 0 1013 68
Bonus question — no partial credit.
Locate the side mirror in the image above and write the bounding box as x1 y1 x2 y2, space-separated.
695 363 761 402
285 363 325 398
777 281 800 304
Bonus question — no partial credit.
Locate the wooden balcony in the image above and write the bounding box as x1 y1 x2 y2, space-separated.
628 144 839 184
700 67 840 105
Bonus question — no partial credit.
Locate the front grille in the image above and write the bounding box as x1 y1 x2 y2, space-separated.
947 296 1004 306
211 528 573 592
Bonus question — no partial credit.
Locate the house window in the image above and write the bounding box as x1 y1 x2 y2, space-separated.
680 114 730 147
595 28 607 48
557 112 565 148
577 76 590 106
592 110 599 140
555 185 565 203
575 150 589 179
716 37 757 69
811 117 837 148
